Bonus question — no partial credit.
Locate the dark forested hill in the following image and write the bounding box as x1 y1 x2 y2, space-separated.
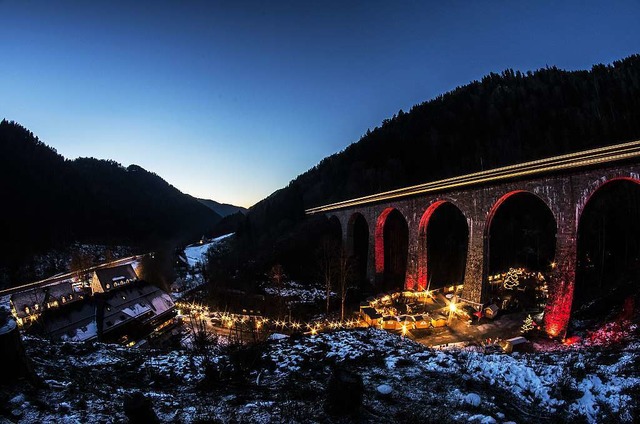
0 120 221 280
197 198 247 217
239 55 640 280
294 55 640 209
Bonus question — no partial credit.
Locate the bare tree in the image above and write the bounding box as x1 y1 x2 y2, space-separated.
268 264 287 318
336 247 354 321
317 236 339 316
70 250 92 283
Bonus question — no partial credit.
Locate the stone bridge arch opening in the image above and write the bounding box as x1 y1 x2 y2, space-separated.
575 178 640 323
486 191 557 310
316 214 342 267
347 213 369 291
375 208 408 293
327 215 342 245
418 201 469 291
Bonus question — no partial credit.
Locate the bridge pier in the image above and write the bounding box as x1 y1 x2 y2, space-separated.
542 180 579 339
461 211 486 303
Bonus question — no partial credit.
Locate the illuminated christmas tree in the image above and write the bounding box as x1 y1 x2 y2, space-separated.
521 314 535 334
504 268 520 289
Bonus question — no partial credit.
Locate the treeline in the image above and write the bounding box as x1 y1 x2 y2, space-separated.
0 120 221 286
236 54 640 282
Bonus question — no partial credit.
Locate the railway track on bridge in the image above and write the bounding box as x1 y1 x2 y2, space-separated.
306 139 640 213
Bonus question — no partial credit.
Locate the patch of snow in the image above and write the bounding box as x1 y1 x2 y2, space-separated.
376 384 393 395
262 281 334 303
60 321 98 342
0 314 17 334
268 333 289 341
464 392 481 407
184 233 233 268
467 415 496 423
122 303 152 318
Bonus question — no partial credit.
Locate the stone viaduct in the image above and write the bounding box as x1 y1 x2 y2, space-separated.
306 140 640 337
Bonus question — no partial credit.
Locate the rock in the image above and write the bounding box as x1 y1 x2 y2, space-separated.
325 368 363 416
0 310 40 386
11 408 24 419
9 394 26 406
376 384 393 396
123 391 160 424
464 392 481 407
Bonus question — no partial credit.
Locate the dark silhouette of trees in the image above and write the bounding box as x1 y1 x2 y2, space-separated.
0 120 222 288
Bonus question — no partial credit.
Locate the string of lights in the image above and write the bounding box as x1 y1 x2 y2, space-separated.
175 301 364 334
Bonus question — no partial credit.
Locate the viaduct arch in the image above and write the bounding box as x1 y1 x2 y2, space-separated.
307 141 640 337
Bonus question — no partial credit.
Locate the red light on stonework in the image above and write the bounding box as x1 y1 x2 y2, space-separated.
543 278 574 339
375 208 395 275
417 200 447 290
621 296 634 320
563 335 581 345
404 274 417 291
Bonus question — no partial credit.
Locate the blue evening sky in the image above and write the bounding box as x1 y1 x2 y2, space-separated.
1 1 638 207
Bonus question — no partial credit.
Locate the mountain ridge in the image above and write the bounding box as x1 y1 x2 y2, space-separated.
197 198 247 217
0 119 222 286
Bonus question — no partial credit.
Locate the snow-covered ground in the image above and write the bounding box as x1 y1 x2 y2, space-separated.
183 233 233 268
262 281 335 303
3 328 639 423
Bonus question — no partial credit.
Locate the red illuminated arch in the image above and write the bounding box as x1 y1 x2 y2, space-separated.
375 208 396 275
556 175 640 337
416 201 447 290
375 207 409 291
485 189 556 268
485 190 530 234
576 176 640 226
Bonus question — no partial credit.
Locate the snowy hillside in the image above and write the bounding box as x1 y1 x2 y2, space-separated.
183 233 234 268
3 329 639 423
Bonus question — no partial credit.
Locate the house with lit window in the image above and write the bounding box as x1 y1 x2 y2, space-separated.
11 263 176 344
40 298 97 342
91 264 138 293
10 282 85 327
96 281 175 342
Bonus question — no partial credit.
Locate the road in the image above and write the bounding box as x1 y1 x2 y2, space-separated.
0 255 144 297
